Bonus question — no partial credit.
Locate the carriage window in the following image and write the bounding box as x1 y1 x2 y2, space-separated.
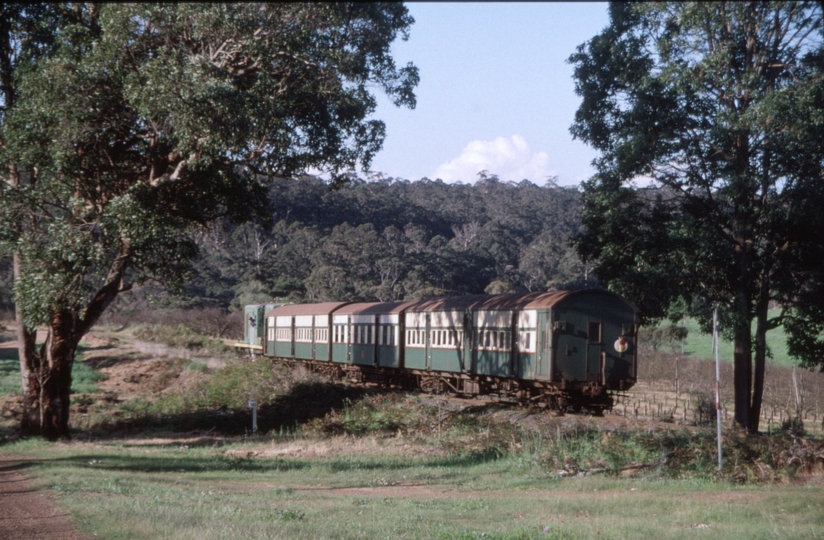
276 328 292 341
622 323 635 337
588 322 602 344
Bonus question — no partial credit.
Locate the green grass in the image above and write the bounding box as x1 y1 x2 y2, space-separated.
662 311 793 367
2 439 823 540
0 346 20 395
0 345 104 396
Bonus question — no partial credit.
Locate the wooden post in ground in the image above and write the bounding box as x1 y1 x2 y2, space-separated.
713 308 722 472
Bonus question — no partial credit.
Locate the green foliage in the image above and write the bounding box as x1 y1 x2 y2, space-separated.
640 324 688 353
780 416 807 438
319 393 426 435
0 2 420 437
569 2 824 429
134 324 230 356
176 176 590 307
0 3 419 330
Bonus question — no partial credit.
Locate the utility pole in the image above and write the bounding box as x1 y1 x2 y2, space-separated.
713 308 722 472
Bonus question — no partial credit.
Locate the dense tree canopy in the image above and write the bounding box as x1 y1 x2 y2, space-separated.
569 1 824 432
121 175 590 311
0 3 419 439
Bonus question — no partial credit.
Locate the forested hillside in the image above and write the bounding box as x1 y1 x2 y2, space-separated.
1 174 588 314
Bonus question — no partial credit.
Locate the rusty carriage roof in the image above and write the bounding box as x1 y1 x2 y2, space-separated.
264 290 635 319
333 301 417 315
265 302 350 318
403 289 635 312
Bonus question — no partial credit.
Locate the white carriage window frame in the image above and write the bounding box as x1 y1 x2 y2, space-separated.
276 328 292 341
476 329 512 351
429 328 462 349
315 328 328 342
406 327 426 347
295 328 313 343
379 325 396 346
354 325 374 345
518 331 536 353
333 324 349 344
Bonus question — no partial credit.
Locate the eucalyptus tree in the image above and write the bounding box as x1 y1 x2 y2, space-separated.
569 1 824 432
0 3 418 439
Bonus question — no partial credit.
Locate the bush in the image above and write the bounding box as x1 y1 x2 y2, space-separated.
693 393 717 427
134 324 230 356
780 416 806 438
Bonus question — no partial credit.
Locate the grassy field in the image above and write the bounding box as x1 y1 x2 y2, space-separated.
675 312 794 367
3 436 823 540
0 343 105 395
1 323 823 539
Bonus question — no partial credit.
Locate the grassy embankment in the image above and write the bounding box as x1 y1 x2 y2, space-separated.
0 320 823 539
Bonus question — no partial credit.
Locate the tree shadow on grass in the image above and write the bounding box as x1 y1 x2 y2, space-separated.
77 381 387 441
15 445 504 477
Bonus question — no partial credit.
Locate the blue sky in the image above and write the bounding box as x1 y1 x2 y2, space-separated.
367 2 610 186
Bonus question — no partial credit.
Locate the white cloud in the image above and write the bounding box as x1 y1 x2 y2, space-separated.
433 135 557 183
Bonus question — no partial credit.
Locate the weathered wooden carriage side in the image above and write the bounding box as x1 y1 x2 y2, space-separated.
330 302 412 368
264 302 349 362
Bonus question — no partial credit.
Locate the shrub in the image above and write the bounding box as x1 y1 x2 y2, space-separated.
134 324 230 356
780 416 806 438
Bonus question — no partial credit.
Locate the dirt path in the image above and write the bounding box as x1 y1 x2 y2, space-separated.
0 455 90 540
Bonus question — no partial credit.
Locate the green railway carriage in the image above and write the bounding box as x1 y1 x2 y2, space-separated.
252 290 638 410
331 302 413 367
264 302 349 360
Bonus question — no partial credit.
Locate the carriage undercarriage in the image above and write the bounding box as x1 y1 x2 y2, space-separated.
282 358 623 415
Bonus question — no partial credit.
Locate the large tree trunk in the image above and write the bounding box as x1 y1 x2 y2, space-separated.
14 252 40 435
732 236 754 432
732 319 753 431
18 311 80 440
749 301 769 434
18 241 131 439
